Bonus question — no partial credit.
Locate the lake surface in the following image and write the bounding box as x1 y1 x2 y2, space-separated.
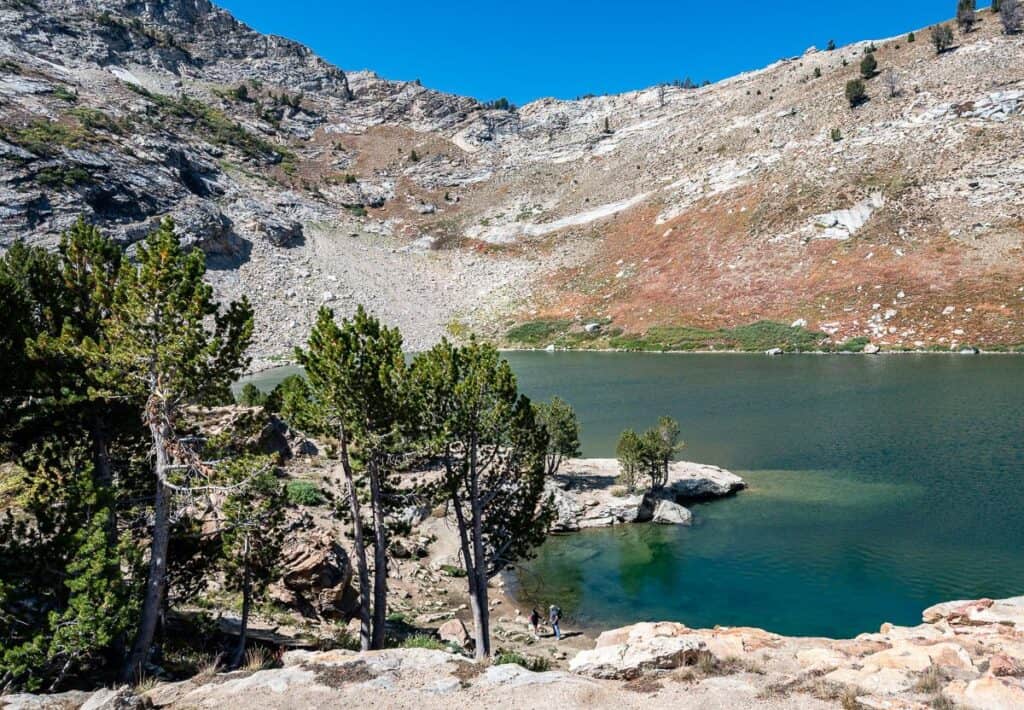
243 353 1024 639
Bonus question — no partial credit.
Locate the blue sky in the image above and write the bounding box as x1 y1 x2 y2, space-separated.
217 0 973 105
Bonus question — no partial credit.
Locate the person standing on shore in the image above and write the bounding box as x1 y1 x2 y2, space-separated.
549 604 563 640
529 608 542 638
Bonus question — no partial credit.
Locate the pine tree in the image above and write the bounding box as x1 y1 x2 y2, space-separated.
957 0 977 32
296 306 414 650
860 53 878 79
533 397 581 477
616 429 643 492
100 217 253 681
1 221 142 691
217 457 285 668
412 339 552 659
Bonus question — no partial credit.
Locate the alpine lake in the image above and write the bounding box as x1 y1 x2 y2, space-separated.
241 352 1024 639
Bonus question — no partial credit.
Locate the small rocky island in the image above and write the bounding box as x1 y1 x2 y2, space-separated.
547 459 747 531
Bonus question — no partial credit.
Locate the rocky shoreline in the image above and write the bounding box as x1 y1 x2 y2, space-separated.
8 596 1022 709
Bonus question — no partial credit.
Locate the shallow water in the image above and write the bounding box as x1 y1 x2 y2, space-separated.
243 353 1024 638
503 352 1024 638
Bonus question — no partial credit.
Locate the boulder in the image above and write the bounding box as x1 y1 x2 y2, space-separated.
651 499 693 525
437 618 472 649
569 622 707 679
81 688 151 710
864 343 881 355
944 675 1024 709
663 462 746 500
546 482 583 531
270 529 358 619
605 494 653 523
255 216 304 247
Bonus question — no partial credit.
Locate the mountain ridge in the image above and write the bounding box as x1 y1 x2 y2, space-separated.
1 0 1022 361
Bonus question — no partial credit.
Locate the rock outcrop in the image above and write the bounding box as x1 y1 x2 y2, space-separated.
569 622 707 679
548 459 743 532
270 528 359 620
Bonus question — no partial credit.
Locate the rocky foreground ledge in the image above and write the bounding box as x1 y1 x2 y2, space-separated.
7 597 1022 709
547 458 746 531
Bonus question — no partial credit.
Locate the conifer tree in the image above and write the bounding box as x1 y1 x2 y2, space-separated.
217 457 285 668
297 306 413 650
99 217 253 681
533 397 581 477
412 339 551 658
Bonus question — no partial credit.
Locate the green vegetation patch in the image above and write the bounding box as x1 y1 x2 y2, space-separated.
609 321 828 353
34 166 92 188
505 319 573 345
2 119 86 156
400 634 448 650
837 336 871 353
493 651 550 672
126 83 292 163
285 480 326 507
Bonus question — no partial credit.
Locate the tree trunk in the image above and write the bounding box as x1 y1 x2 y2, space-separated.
121 419 171 682
467 434 491 658
340 428 372 652
231 540 252 669
368 457 388 650
451 486 486 657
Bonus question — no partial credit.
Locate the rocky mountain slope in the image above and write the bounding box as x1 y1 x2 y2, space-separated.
2 0 1023 362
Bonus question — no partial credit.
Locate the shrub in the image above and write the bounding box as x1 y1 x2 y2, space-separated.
826 39 836 51
236 382 267 407
286 480 326 506
52 85 77 103
813 67 822 78
401 634 447 650
409 149 419 162
494 651 549 672
860 53 877 78
439 564 467 578
957 0 977 32
830 127 843 142
838 336 870 353
505 319 571 345
930 24 955 53
845 79 867 107
908 31 916 42
1001 0 1023 33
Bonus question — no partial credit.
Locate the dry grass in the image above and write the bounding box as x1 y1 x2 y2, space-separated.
622 675 664 694
913 664 947 694
243 646 272 672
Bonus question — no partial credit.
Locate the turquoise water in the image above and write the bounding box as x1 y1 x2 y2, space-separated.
243 353 1024 638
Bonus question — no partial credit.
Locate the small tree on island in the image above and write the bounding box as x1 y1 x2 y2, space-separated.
413 339 552 659
616 429 644 492
533 396 581 477
616 416 684 492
